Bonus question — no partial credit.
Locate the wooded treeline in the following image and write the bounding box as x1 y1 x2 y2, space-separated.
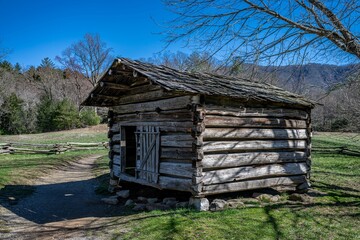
0 49 358 135
0 33 112 135
0 58 100 134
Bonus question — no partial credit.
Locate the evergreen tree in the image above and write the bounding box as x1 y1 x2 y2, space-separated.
0 93 27 134
40 57 56 69
14 63 22 74
36 96 56 132
52 99 80 130
0 60 13 71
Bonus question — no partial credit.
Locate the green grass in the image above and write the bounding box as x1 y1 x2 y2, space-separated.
0 129 359 239
0 124 108 144
0 150 108 203
0 125 108 202
313 132 360 151
117 133 360 240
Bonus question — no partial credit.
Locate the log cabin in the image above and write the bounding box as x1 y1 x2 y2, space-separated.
82 58 315 198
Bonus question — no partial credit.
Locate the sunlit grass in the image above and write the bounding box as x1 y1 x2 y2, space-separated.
0 129 359 239
118 133 360 240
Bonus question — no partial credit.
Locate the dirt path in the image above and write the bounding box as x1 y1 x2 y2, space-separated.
0 155 127 240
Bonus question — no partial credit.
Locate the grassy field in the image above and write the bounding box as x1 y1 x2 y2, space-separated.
0 125 108 201
0 128 359 239
115 132 360 240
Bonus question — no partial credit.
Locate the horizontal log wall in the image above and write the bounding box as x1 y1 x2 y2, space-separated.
198 100 311 195
108 92 198 189
202 176 307 195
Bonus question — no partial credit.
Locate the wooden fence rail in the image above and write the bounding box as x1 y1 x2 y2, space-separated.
312 146 360 156
0 142 109 155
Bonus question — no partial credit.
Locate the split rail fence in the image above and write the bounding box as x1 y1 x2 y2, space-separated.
0 142 109 155
312 146 360 156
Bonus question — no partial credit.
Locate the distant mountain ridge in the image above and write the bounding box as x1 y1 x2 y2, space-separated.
260 63 359 89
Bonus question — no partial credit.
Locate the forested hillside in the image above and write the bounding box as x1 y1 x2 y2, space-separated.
0 50 359 135
0 58 100 134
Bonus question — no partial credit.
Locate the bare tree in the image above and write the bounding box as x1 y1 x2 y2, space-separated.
0 41 10 62
145 51 189 71
164 0 360 65
56 33 113 86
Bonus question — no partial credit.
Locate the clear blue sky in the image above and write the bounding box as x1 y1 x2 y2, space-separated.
0 0 185 67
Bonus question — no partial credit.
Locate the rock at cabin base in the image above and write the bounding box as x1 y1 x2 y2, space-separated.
227 199 245 208
289 193 311 202
133 203 146 211
146 203 171 211
270 195 281 202
162 197 177 204
125 199 134 206
296 181 311 193
101 196 119 205
137 196 147 203
189 197 209 211
209 199 228 211
165 200 178 208
147 198 159 204
176 201 189 208
109 179 118 186
107 185 116 193
256 194 273 202
116 190 130 198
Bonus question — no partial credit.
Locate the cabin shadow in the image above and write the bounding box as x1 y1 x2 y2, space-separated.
0 174 192 225
0 174 134 224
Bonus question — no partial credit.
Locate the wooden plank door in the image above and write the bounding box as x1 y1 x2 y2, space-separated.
135 126 160 183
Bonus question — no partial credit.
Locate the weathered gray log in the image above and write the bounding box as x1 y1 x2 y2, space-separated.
67 142 106 146
7 142 55 147
202 162 309 185
159 162 193 178
161 134 194 142
202 175 306 195
67 147 105 150
123 84 162 95
118 172 162 190
158 176 192 192
202 151 307 169
110 121 193 133
130 77 149 87
117 89 184 105
100 81 130 90
160 147 195 159
0 149 12 154
112 145 120 153
113 155 121 165
203 140 307 152
114 110 193 122
161 132 195 147
205 105 309 119
204 96 310 112
9 147 58 153
113 164 121 177
112 134 121 142
160 159 193 164
114 121 194 128
203 128 308 140
204 116 307 128
112 96 193 114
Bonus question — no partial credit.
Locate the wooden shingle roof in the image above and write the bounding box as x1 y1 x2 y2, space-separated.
82 58 315 108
